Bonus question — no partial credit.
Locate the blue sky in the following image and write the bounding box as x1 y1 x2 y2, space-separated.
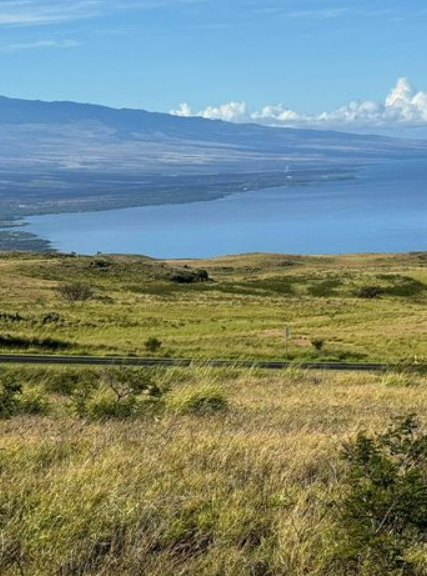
0 0 427 131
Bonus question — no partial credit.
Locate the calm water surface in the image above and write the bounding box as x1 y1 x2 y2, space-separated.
23 160 427 257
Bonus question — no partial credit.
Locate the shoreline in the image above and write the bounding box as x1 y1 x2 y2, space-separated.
1 168 356 253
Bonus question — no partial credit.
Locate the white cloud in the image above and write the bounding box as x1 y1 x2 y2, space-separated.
171 78 427 131
0 0 209 27
0 1 103 26
0 39 81 53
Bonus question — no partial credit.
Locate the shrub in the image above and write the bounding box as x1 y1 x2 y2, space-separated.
356 286 383 299
45 368 99 396
57 283 94 302
0 372 50 417
0 312 24 322
89 259 111 271
84 388 162 420
73 368 163 420
311 338 325 352
332 415 427 575
0 374 22 418
168 385 228 415
145 337 162 353
167 269 209 284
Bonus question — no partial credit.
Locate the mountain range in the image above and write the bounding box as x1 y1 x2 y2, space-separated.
0 94 426 222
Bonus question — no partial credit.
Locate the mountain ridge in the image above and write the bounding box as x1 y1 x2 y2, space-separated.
0 93 426 235
0 93 415 146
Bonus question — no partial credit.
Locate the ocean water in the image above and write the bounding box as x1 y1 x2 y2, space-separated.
22 159 427 257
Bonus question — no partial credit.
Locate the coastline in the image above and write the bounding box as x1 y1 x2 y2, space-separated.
1 168 356 253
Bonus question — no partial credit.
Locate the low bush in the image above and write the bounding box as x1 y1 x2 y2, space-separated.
44 368 99 396
57 283 94 302
167 385 228 415
332 415 427 575
72 368 163 420
145 336 162 353
84 387 162 420
0 312 24 323
168 269 209 284
356 286 384 299
0 374 22 418
0 372 50 418
311 338 325 352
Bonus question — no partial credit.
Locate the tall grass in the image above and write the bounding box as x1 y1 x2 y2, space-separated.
0 366 426 574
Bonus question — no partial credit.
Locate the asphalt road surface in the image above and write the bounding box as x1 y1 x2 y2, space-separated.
0 354 392 372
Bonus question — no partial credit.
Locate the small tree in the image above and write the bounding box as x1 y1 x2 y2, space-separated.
57 283 94 303
145 337 162 353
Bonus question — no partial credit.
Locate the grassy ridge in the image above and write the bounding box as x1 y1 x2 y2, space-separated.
0 365 427 575
0 251 427 362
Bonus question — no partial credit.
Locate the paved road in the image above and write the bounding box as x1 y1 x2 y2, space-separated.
0 354 392 372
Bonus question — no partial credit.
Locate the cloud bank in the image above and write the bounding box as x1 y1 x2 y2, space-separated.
171 78 427 132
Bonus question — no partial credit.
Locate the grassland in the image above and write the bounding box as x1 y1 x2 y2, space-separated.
0 364 426 575
0 251 427 363
2 252 427 573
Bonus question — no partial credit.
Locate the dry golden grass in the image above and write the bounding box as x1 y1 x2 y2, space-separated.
0 366 426 575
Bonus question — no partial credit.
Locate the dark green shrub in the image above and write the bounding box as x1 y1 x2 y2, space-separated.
356 286 384 299
333 415 427 575
168 269 209 284
0 312 24 323
311 338 325 352
145 337 162 353
0 374 22 418
89 259 111 271
0 372 49 417
45 369 99 396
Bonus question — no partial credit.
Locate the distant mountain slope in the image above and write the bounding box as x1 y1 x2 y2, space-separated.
0 94 425 156
0 94 426 223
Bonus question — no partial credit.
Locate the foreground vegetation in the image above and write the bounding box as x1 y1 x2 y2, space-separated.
2 249 427 573
0 251 427 362
1 365 427 575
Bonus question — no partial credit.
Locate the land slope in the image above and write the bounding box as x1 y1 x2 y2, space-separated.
1 250 427 363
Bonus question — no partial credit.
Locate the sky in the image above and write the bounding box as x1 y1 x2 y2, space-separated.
1 0 427 133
